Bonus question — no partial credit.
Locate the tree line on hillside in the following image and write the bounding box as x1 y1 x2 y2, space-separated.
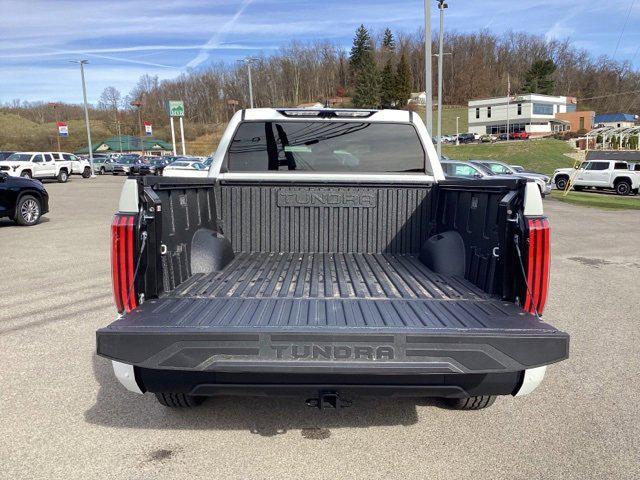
1 26 639 151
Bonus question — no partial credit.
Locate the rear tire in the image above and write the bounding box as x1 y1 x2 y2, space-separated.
82 167 91 178
554 176 569 190
154 392 205 408
99 167 105 175
57 169 69 183
14 195 42 226
445 395 496 410
615 180 631 196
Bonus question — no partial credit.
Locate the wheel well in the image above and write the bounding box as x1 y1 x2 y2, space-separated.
555 174 569 180
59 168 68 173
613 177 631 185
14 190 42 216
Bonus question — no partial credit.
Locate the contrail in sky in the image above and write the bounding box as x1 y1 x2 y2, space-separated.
185 0 254 69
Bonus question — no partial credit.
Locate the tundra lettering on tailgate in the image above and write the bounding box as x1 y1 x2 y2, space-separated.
271 344 394 361
278 190 377 208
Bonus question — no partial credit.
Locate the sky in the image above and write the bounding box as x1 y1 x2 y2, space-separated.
0 0 639 104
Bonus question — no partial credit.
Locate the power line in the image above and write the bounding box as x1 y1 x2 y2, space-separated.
612 0 636 60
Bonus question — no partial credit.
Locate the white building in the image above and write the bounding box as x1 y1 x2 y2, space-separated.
467 94 578 136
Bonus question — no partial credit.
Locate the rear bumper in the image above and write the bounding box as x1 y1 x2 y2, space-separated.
134 366 528 398
96 328 569 376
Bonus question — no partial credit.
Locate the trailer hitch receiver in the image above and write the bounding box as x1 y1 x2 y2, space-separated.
306 391 352 410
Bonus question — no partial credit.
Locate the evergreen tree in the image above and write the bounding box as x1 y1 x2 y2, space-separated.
382 28 396 52
349 24 372 71
394 53 412 107
349 24 380 108
522 59 556 94
352 50 380 108
380 59 396 108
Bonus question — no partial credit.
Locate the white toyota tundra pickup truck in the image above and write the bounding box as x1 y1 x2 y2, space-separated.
97 108 569 411
0 152 72 182
552 160 640 195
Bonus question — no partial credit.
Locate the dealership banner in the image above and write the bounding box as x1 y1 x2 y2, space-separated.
57 122 68 137
144 122 152 136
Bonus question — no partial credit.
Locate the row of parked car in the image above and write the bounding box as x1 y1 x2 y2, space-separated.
441 157 640 197
440 158 551 197
0 150 214 227
85 153 212 177
435 132 530 144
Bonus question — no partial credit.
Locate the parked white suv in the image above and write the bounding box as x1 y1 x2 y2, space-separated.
0 152 71 182
552 160 640 196
51 152 92 178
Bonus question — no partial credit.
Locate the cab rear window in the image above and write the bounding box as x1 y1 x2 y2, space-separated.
226 121 427 173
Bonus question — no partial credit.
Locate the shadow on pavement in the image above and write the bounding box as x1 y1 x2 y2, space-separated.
85 354 432 436
0 216 50 228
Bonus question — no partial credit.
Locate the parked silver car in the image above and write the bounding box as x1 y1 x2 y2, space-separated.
469 160 552 196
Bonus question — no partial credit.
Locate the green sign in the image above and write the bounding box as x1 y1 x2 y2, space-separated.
166 100 185 117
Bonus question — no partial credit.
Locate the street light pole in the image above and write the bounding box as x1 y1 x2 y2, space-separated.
49 102 61 152
238 58 257 108
424 0 433 135
130 101 144 155
436 0 448 159
247 61 254 109
71 60 95 177
456 116 459 145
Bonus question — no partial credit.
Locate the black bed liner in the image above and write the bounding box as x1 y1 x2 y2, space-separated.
97 253 568 374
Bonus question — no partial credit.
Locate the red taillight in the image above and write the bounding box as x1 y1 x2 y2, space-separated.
524 217 550 315
111 214 138 313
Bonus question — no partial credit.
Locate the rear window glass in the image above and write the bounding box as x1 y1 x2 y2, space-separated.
448 163 478 177
226 121 427 173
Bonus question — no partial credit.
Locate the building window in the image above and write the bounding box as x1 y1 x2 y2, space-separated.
566 104 577 113
579 117 585 130
475 107 480 119
487 106 492 118
533 103 554 115
517 103 522 115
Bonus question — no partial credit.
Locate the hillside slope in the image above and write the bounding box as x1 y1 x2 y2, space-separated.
443 139 575 175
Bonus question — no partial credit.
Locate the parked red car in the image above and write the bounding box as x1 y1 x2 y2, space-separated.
510 131 530 140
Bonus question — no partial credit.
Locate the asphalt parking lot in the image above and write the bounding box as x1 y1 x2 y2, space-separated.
1 176 638 480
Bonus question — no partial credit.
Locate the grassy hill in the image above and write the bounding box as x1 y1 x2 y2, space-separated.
443 139 575 175
418 106 468 135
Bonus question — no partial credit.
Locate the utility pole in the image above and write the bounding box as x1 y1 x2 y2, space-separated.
247 61 254 109
238 58 257 108
436 0 447 159
456 116 459 145
130 101 144 155
179 117 186 156
49 102 61 152
116 119 123 154
424 0 433 135
71 60 95 177
506 73 511 142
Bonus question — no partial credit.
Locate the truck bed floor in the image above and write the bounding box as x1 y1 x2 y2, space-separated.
124 253 542 331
